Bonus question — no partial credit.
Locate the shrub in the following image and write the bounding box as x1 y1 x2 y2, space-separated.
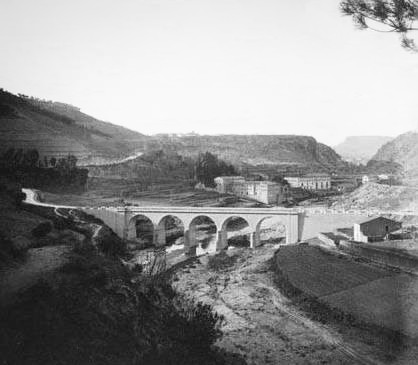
0 231 27 263
228 235 250 247
31 222 53 238
164 299 224 353
207 251 238 271
95 227 126 257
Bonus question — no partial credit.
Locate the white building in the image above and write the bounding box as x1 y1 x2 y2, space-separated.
214 176 289 205
284 173 331 190
213 176 246 194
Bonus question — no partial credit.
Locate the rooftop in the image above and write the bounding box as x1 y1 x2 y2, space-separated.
355 216 401 225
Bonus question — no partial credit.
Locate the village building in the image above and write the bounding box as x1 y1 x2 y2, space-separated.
284 173 331 190
353 216 402 243
213 176 246 194
214 176 289 205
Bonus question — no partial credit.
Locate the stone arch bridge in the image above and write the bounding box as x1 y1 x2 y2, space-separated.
83 206 303 254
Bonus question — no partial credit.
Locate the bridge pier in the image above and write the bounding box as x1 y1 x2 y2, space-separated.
154 225 166 247
184 227 199 256
250 230 261 248
216 230 228 251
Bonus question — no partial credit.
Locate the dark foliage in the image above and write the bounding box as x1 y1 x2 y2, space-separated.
0 148 88 191
31 222 53 238
95 226 127 257
340 0 418 51
0 252 242 365
0 231 26 264
196 151 237 187
207 251 239 271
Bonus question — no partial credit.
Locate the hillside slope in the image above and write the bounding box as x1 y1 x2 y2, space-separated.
153 134 347 171
1 89 348 172
334 136 393 164
332 182 418 212
0 90 149 164
371 131 418 177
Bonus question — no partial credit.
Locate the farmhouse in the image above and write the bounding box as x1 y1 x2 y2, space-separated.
214 176 289 205
353 216 402 243
284 173 331 191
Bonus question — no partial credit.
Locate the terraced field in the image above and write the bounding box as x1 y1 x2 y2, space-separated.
276 245 418 339
322 274 418 338
275 245 392 297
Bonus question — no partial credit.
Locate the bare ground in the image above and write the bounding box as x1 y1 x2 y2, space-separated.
172 245 382 365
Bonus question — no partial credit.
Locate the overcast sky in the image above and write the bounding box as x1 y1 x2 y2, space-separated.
1 0 417 145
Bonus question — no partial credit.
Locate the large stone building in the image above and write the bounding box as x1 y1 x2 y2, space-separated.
284 173 331 190
214 176 289 205
353 216 402 243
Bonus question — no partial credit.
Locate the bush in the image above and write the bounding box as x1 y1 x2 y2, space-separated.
228 235 250 247
31 222 53 238
207 251 238 271
0 231 27 263
95 226 126 257
0 251 241 365
163 299 224 354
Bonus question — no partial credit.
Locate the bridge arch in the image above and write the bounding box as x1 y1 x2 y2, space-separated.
127 214 155 246
188 215 219 254
256 216 287 244
156 215 185 247
221 216 251 248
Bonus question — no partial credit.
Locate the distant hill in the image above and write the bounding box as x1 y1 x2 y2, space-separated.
371 131 418 177
0 89 349 172
151 134 347 172
334 136 393 165
0 90 150 164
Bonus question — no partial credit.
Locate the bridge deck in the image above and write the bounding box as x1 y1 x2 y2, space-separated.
110 206 300 215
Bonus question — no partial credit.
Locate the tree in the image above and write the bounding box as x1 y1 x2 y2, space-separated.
23 149 39 168
66 154 77 170
195 152 237 187
50 157 57 167
340 0 418 51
